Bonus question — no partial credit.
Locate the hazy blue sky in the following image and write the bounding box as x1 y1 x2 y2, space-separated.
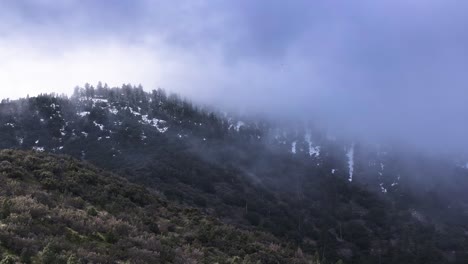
1 0 468 152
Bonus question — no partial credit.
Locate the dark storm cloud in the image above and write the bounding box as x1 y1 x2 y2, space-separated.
2 0 468 152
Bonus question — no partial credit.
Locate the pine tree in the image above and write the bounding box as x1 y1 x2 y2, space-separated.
67 254 80 264
40 243 57 264
0 256 14 264
0 199 11 219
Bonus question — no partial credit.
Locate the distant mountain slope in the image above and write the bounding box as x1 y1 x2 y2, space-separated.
0 149 315 263
1 85 468 263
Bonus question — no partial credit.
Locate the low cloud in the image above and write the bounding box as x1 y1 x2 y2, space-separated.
1 0 468 153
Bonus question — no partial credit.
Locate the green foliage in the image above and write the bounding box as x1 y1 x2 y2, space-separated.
20 249 33 264
66 254 80 264
0 150 314 263
0 256 14 264
86 207 98 217
0 199 11 219
39 243 59 264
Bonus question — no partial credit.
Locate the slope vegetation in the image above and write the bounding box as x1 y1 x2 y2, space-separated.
0 150 314 263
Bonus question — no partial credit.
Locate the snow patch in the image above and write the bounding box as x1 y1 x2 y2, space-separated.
346 144 355 182
77 111 90 117
291 141 297 154
32 146 45 152
391 175 401 187
92 98 108 103
93 121 104 131
305 132 320 157
380 183 388 193
109 107 119 115
157 126 169 134
141 115 168 133
235 121 245 131
125 106 141 116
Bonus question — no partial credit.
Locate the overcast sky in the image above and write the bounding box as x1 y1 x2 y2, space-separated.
1 0 468 152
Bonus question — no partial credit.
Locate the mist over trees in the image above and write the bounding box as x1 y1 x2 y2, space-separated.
0 84 467 263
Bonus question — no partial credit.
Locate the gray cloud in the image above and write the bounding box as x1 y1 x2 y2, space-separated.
1 0 468 153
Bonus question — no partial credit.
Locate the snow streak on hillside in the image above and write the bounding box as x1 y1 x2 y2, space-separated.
347 144 355 182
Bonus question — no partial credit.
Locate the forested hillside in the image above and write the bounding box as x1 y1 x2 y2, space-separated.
1 84 468 263
0 149 316 263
